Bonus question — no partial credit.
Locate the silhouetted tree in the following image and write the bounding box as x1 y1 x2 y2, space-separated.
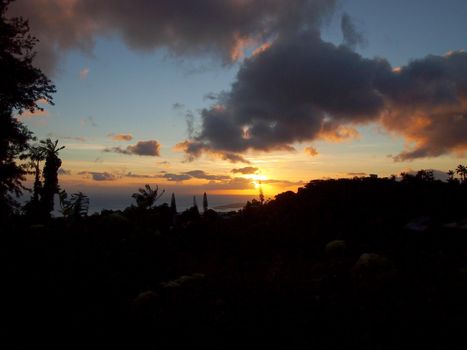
0 0 55 214
416 169 434 182
69 192 90 218
39 139 64 217
203 192 208 213
24 144 45 214
59 190 89 219
132 184 164 209
447 170 455 181
456 164 467 183
193 195 199 215
170 193 177 214
259 180 264 204
170 192 177 226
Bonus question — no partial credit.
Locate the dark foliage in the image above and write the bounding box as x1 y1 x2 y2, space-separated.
0 0 56 217
2 176 467 349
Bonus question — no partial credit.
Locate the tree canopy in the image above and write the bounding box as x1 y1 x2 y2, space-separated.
0 0 56 215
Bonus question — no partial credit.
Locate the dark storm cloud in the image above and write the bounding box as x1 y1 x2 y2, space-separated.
378 51 467 161
180 31 390 160
231 167 259 175
340 13 365 49
105 140 161 156
180 33 467 161
8 0 336 74
9 1 467 161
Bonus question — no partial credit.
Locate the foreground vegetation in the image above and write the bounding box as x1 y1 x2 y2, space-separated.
3 174 467 349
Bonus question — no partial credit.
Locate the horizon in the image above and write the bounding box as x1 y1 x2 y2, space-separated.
7 0 467 205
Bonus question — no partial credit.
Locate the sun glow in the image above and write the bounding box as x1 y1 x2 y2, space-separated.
247 174 267 189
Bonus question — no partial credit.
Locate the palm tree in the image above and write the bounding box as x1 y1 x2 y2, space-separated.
27 144 46 205
447 170 455 183
132 184 164 209
39 139 65 217
456 164 467 183
69 192 90 218
59 190 89 219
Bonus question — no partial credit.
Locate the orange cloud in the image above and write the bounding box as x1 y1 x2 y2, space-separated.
108 133 133 141
19 109 49 118
80 67 90 79
318 124 360 143
304 146 318 156
252 41 272 56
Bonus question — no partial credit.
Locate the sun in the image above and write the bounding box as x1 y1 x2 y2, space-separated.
248 174 267 189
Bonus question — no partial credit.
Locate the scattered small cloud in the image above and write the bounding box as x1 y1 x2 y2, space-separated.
105 140 161 156
58 168 71 175
184 170 230 181
47 133 86 142
304 147 319 157
79 67 90 79
231 166 259 175
125 172 158 179
163 173 192 182
172 102 185 110
78 171 117 181
347 172 367 177
19 109 49 118
108 133 133 141
80 116 98 127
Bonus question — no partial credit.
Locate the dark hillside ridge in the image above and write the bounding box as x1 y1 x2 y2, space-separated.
2 176 467 349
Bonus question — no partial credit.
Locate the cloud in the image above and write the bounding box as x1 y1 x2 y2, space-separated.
79 67 90 79
125 172 158 179
379 51 467 160
9 1 467 160
58 168 71 175
172 102 185 110
178 32 467 161
304 147 318 157
19 109 49 118
231 166 259 175
47 133 86 142
8 0 336 74
340 13 365 49
108 133 133 141
174 140 250 163
78 171 117 181
80 116 98 127
163 173 192 182
184 170 230 181
347 172 367 177
262 178 305 186
105 140 161 156
179 31 388 160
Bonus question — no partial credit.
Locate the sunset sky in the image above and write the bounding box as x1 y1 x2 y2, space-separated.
9 0 467 208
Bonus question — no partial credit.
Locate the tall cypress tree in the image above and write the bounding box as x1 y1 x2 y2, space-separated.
203 192 208 213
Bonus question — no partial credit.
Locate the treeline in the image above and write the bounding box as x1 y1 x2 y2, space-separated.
3 174 467 349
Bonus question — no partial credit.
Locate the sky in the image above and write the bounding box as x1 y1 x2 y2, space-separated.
8 0 467 208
